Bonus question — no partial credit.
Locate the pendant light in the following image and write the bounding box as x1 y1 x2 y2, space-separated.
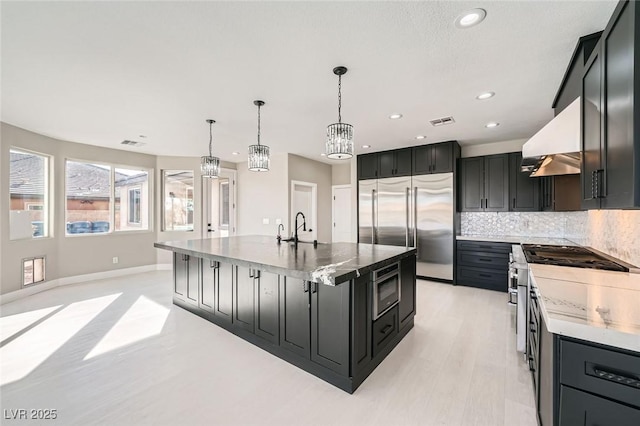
326 66 354 159
248 100 270 171
201 119 220 178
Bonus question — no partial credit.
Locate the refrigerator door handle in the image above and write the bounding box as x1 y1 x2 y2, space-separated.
371 189 376 244
413 186 418 249
405 187 410 248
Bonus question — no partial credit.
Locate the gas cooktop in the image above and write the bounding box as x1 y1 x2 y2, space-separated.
521 244 629 272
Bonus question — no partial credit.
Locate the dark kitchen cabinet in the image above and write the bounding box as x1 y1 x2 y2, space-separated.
372 306 399 357
378 148 412 178
358 153 379 180
234 266 255 332
200 259 218 312
254 270 280 345
351 274 372 377
456 240 510 292
214 262 234 324
413 141 458 175
559 386 640 426
279 277 350 375
542 175 582 212
509 152 540 211
398 254 416 330
581 1 640 209
459 154 509 212
173 253 199 306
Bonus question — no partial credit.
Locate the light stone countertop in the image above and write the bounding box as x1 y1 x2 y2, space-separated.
456 234 577 246
529 263 640 353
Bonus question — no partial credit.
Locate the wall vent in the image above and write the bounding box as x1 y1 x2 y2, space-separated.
429 116 455 127
23 256 46 287
121 140 146 147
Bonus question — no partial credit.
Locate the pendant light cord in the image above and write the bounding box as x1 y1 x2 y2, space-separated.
257 103 261 146
337 74 342 124
209 121 213 157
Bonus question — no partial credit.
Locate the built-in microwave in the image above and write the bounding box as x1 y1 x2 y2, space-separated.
373 262 401 320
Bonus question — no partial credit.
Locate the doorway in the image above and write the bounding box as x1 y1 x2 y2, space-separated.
202 169 236 239
290 180 317 242
332 185 352 242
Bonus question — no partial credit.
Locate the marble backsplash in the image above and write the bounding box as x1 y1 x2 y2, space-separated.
461 210 640 267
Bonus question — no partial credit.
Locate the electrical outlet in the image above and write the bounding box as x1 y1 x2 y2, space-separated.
112 257 119 264
262 218 270 225
275 218 282 225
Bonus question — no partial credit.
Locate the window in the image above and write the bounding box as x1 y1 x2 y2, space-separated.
162 170 194 231
23 256 46 286
9 149 50 240
128 188 141 224
220 180 229 228
65 161 150 235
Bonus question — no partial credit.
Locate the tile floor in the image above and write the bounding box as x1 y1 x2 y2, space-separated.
0 271 537 425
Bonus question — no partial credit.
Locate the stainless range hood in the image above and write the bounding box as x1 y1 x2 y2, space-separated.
521 97 581 177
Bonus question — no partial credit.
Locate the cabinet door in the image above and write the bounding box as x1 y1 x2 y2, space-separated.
459 157 484 211
234 266 255 332
509 152 540 211
603 2 637 208
394 148 413 177
173 253 187 299
351 275 371 376
431 142 454 174
254 271 280 344
214 262 233 324
378 151 395 178
412 145 432 175
200 259 217 312
279 277 310 358
538 315 555 426
559 386 640 426
484 154 510 212
310 281 350 375
398 255 416 330
185 255 200 306
358 153 378 180
581 51 603 210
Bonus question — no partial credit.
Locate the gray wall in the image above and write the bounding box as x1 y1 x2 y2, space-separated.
1 123 158 295
331 163 351 185
288 154 333 243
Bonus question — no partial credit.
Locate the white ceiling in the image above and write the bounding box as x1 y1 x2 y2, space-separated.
1 1 616 164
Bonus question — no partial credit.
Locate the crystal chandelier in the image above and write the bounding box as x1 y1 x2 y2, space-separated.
201 119 220 178
248 100 270 171
326 66 354 159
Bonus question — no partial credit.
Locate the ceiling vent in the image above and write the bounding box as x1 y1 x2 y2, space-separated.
121 140 146 147
429 116 455 127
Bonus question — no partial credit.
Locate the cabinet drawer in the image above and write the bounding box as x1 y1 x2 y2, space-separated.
560 339 640 409
457 250 509 270
456 266 507 292
373 306 398 357
457 240 512 254
559 385 640 426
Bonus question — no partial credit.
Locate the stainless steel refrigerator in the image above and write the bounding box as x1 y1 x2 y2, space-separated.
358 173 454 281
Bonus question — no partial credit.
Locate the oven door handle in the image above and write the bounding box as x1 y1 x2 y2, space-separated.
374 270 399 283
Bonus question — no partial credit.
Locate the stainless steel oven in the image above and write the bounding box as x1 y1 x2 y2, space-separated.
373 262 401 320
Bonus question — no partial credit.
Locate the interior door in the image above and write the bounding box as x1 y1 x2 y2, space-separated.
202 169 235 239
291 182 317 241
332 185 352 242
376 177 411 247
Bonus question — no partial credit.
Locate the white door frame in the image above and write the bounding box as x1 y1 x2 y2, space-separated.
290 180 317 241
201 168 237 239
332 184 351 243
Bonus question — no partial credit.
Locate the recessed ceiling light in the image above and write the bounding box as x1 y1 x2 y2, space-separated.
139 135 147 139
362 145 371 149
476 91 495 100
320 153 326 156
455 8 487 29
389 114 403 120
485 122 500 128
415 135 426 140
232 152 239 155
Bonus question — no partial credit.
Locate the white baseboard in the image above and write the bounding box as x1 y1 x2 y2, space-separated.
0 264 171 305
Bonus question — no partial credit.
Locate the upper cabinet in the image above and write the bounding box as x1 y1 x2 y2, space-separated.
459 154 509 212
509 152 541 211
357 141 460 180
581 0 640 209
412 141 459 175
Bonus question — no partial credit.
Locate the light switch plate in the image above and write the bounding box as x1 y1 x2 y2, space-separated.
262 218 270 225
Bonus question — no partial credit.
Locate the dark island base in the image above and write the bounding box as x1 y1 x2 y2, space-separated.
173 296 414 393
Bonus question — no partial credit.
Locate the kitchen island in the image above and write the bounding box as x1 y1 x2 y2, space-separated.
154 236 417 393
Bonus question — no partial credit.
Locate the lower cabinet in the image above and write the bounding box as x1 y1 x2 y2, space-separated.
372 306 398 357
173 253 200 306
254 270 280 344
399 255 416 330
559 386 640 426
455 240 511 292
280 277 350 376
214 262 234 324
234 266 255 332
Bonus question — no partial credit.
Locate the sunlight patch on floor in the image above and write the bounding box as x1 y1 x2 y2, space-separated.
0 305 63 342
84 295 170 360
0 293 121 386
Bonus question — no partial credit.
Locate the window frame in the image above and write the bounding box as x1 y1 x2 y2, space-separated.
9 147 53 241
161 169 195 232
127 186 142 225
64 158 153 237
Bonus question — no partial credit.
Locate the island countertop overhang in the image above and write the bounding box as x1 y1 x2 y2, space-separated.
154 235 416 285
